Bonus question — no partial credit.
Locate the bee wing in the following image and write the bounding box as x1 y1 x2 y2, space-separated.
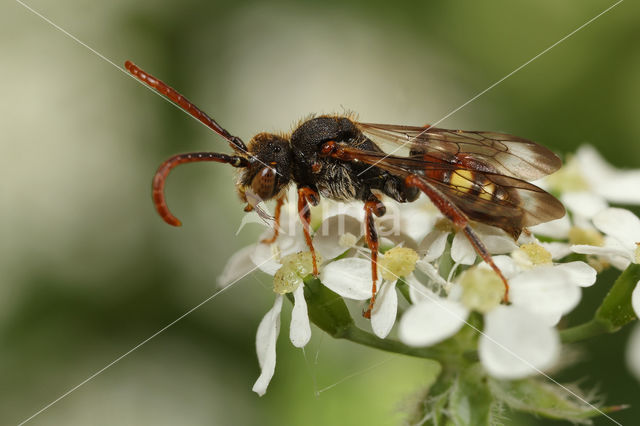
423 170 566 237
355 122 561 181
332 146 565 237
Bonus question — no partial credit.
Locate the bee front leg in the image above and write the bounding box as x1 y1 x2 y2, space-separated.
363 193 386 319
260 195 286 244
297 186 320 275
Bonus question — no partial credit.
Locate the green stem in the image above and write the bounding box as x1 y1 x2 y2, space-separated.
560 263 640 343
338 324 458 365
560 319 610 343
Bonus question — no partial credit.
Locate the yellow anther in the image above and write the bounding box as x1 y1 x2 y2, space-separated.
273 252 319 294
339 232 358 248
459 267 505 313
513 243 552 269
568 227 604 246
379 246 419 282
544 156 589 193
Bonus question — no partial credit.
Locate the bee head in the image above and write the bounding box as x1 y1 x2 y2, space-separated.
237 133 293 207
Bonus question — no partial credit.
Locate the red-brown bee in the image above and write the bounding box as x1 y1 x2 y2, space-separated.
125 60 565 317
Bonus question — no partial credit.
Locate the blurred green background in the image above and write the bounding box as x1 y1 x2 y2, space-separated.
2 0 639 424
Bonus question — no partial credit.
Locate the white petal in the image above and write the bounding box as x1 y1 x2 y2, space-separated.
595 171 640 204
479 306 559 380
250 227 308 275
593 208 640 247
509 266 581 325
250 243 283 275
217 244 256 288
483 234 518 255
561 191 608 219
625 323 640 382
571 242 631 258
540 242 572 260
290 286 311 347
398 202 438 243
472 224 519 254
632 281 640 318
529 214 571 239
492 255 519 280
577 145 640 204
322 199 365 221
451 232 476 265
252 295 283 396
399 298 469 347
321 258 375 300
406 272 439 303
554 261 597 287
371 280 398 338
313 214 362 260
419 230 449 262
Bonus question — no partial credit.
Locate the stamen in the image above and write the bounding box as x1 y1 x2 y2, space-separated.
513 243 553 269
568 227 604 246
379 247 418 282
273 252 321 294
459 267 504 313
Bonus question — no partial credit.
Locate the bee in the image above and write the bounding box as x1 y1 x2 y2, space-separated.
125 61 565 317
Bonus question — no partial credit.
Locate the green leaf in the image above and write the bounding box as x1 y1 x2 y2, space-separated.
561 263 640 343
449 365 494 426
406 369 453 426
595 263 640 329
300 275 353 337
489 377 625 424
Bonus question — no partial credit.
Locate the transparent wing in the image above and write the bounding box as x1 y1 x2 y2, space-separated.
330 145 565 237
356 122 561 181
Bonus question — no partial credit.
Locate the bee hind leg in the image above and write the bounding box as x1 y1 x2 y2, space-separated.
404 174 510 303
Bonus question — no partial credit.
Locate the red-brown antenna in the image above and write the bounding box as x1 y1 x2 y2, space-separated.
125 60 247 153
152 152 250 226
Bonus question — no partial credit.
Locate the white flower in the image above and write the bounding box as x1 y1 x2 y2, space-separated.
252 252 315 396
570 208 640 383
572 145 640 204
533 145 640 246
419 220 517 267
219 203 314 396
572 207 640 271
399 246 596 380
321 246 420 339
543 145 640 207
626 323 640 383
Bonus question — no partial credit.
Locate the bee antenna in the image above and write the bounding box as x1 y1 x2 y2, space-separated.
152 152 249 227
125 61 248 154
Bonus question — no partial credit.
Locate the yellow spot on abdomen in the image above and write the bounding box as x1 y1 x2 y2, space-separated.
479 182 496 201
450 169 474 193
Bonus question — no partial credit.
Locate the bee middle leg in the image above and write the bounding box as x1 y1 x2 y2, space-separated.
297 186 320 275
362 193 386 318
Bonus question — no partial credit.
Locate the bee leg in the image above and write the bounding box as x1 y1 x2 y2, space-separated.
297 186 320 275
362 193 386 319
260 195 286 244
404 175 510 303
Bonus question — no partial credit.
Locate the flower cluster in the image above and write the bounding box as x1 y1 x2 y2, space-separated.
218 145 640 420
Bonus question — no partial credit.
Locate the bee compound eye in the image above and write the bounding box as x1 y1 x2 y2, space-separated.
250 167 277 200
